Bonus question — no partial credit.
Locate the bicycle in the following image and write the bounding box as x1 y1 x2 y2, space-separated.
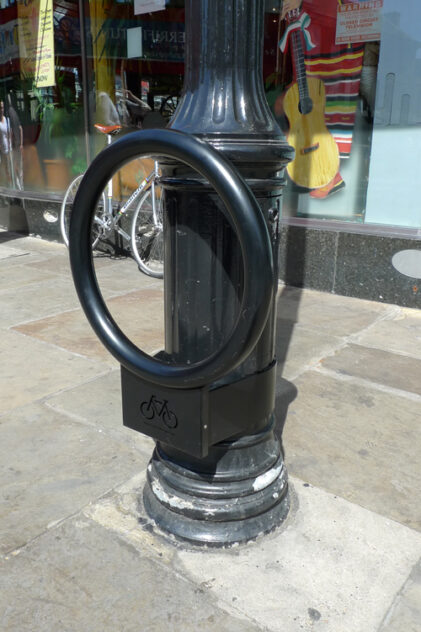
59 123 164 279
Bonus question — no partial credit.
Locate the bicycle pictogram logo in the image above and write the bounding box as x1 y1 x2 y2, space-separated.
140 395 178 429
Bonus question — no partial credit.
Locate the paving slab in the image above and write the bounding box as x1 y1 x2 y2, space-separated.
30 252 161 295
0 402 150 555
13 287 165 362
0 517 260 632
93 256 163 295
276 286 391 336
29 251 115 274
176 483 421 632
281 370 421 530
0 329 110 415
0 234 64 255
379 557 421 632
0 249 46 268
13 309 118 366
0 277 83 327
322 343 421 395
45 369 156 454
1 231 421 631
276 321 342 380
352 307 421 359
27 252 84 278
83 473 421 632
0 243 31 261
0 263 57 291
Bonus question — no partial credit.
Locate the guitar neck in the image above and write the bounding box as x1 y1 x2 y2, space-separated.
291 29 310 105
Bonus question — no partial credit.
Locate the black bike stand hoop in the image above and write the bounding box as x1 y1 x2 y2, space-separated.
69 128 274 390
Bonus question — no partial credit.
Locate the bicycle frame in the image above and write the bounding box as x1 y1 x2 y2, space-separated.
92 134 162 241
61 128 164 281
94 132 160 243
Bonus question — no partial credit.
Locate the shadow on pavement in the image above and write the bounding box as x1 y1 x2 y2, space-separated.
0 229 28 244
274 220 306 454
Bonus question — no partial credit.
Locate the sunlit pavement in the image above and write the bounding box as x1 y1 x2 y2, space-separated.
1 230 420 632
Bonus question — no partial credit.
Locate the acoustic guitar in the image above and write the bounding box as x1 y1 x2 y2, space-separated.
282 9 339 189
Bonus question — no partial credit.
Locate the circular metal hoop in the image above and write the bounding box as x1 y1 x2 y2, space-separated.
69 129 274 388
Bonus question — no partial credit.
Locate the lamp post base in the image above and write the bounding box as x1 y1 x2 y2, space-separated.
143 418 289 547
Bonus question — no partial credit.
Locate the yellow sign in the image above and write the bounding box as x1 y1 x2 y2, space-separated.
17 0 55 87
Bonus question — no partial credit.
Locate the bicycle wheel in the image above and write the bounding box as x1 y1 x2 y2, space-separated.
140 400 154 420
162 408 178 429
131 187 164 278
60 174 107 249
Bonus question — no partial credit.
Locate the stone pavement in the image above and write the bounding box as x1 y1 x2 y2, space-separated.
0 229 420 632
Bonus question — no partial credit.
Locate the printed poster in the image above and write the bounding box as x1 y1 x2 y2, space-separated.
336 0 383 44
17 0 55 87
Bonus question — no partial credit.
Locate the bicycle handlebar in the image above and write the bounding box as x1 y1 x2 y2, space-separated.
69 128 274 389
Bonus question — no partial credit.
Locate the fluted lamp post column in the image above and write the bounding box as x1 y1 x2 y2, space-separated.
142 0 294 545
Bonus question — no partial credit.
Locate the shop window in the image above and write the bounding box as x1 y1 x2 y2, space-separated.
1 0 417 232
0 0 184 194
84 0 184 201
0 0 87 192
265 0 421 230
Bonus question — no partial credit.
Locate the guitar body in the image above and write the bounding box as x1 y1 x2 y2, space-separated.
284 77 340 189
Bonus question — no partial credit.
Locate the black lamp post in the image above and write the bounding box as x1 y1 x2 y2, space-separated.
142 0 294 545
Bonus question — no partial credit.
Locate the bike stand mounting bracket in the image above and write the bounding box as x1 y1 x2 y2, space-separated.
121 362 276 458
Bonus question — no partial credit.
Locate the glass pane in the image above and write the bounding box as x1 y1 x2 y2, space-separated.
266 0 375 222
85 0 184 197
264 0 421 230
364 0 421 228
0 0 87 192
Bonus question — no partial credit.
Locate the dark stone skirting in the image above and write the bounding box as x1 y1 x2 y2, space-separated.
279 223 421 309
